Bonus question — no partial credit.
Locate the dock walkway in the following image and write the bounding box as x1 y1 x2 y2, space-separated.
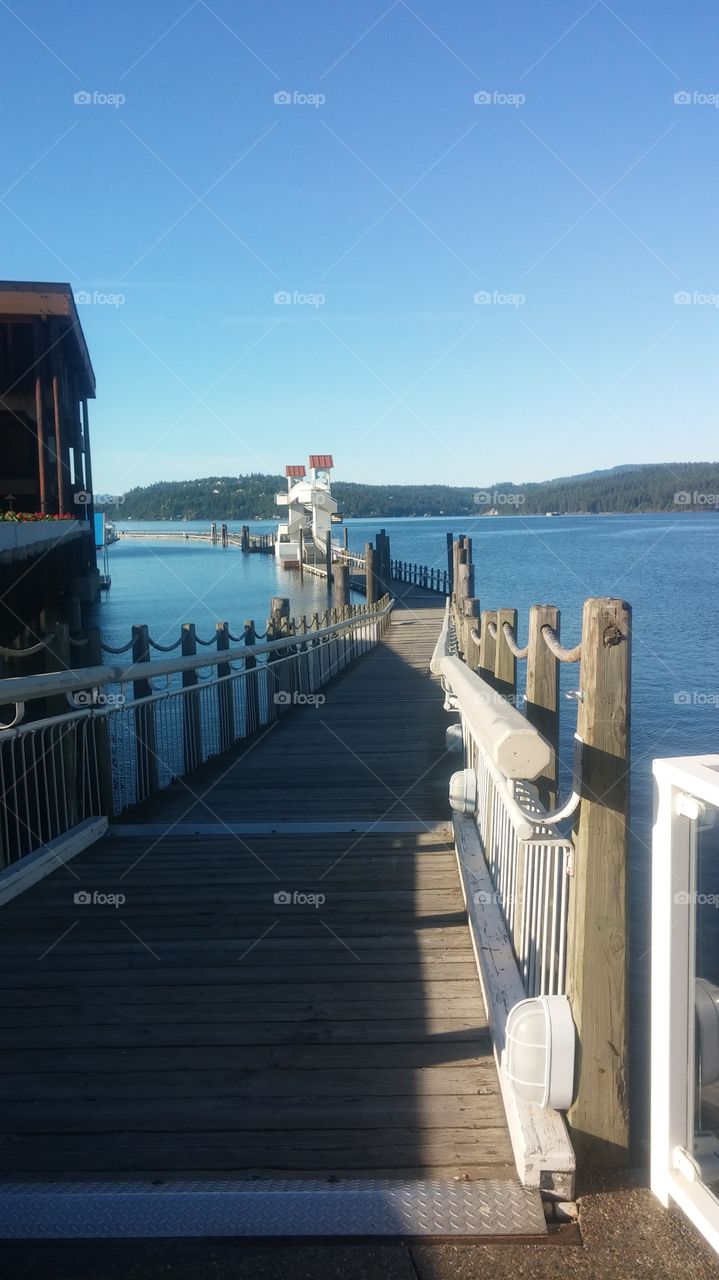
0 581 542 1235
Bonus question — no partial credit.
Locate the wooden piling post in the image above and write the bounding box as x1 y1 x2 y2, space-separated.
478 610 496 687
446 531 454 595
298 527 304 582
180 624 201 774
84 625 115 818
216 622 235 751
131 624 159 797
243 621 259 735
494 607 518 701
325 531 332 595
463 598 481 671
45 622 78 831
334 562 349 608
566 597 631 1167
364 544 376 605
525 605 560 803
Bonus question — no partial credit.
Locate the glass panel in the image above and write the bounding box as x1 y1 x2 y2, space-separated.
693 802 719 1192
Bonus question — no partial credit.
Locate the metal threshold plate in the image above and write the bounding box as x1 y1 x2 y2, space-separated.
0 1179 547 1240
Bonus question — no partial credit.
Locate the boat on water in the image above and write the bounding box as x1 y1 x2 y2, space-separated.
275 454 340 568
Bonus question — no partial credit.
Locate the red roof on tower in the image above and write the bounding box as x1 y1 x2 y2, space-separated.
285 465 306 478
308 455 333 470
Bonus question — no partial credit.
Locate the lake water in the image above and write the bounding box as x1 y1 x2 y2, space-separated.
90 512 719 1138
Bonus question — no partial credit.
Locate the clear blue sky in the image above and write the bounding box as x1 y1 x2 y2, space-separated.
2 1 717 490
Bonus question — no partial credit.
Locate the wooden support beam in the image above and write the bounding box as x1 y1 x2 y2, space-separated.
131 624 159 798
243 620 259 735
494 607 517 701
181 624 201 773
215 622 234 751
364 544 376 604
478 610 496 687
334 562 349 608
525 605 560 804
567 597 631 1167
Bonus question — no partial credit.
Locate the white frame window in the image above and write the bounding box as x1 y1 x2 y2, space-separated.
651 753 719 1255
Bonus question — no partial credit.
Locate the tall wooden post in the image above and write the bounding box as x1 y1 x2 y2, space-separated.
45 621 78 831
525 605 560 804
216 621 234 750
325 531 332 595
334 562 349 608
364 544 376 604
463 597 481 671
33 319 48 514
244 620 259 735
131 624 159 797
181 623 201 773
446 531 454 595
478 610 496 687
85 626 115 817
51 322 71 515
494 607 517 701
298 527 304 581
343 526 349 551
81 399 95 530
566 597 631 1166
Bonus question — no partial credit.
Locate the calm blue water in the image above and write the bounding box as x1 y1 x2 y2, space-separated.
91 512 719 1132
91 513 719 875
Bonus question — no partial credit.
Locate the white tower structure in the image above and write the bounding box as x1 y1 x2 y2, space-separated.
275 454 340 568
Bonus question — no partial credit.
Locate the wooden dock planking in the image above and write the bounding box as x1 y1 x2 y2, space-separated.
0 582 518 1184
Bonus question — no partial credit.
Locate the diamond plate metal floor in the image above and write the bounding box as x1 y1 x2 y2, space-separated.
0 1179 548 1240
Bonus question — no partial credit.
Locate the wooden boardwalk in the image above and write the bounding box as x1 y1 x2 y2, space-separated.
0 582 516 1184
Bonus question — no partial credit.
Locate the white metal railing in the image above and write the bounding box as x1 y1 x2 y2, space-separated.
0 598 393 868
432 600 574 997
651 754 719 1257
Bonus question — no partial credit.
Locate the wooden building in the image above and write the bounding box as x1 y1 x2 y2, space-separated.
0 282 99 647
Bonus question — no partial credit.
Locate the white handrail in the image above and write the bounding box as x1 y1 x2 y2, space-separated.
439 655 552 781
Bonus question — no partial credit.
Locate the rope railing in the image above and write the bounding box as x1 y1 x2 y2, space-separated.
540 625 582 664
100 638 134 655
0 636 55 660
0 596 395 869
147 635 183 653
502 621 529 660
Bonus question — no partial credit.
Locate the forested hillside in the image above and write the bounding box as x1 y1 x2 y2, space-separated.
98 463 719 519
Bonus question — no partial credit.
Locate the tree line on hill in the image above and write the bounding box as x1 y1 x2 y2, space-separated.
97 463 719 520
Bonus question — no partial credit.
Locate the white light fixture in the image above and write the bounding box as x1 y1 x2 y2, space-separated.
449 768 477 814
504 994 575 1110
445 724 463 754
